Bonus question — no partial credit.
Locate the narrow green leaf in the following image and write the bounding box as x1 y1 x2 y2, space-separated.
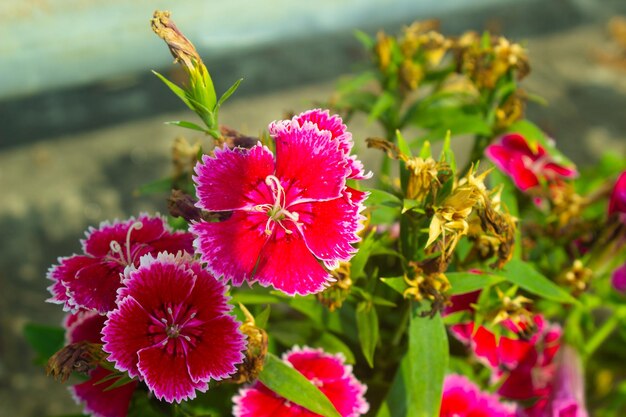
356 301 379 367
376 355 410 417
134 177 172 196
501 259 577 304
23 323 65 364
315 332 356 364
380 276 406 295
229 292 283 305
366 189 403 208
407 304 448 417
402 199 424 214
255 305 271 329
441 130 456 173
396 130 412 157
447 272 505 295
258 353 342 417
215 78 243 111
152 71 194 110
351 230 377 280
165 120 208 133
354 29 374 50
369 92 395 122
419 140 432 159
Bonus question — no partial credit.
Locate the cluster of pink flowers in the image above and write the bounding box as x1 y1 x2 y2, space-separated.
46 110 370 417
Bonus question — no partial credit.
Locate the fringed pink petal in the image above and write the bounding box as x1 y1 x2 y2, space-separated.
194 144 275 211
46 255 96 308
102 296 156 378
82 215 165 257
441 374 516 417
273 120 348 202
255 231 332 296
66 310 106 344
64 261 122 314
191 211 269 286
184 315 246 383
295 191 362 267
609 171 626 216
137 343 207 403
233 385 292 417
71 366 137 417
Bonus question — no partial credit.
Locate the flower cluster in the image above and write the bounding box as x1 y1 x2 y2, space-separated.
192 109 368 295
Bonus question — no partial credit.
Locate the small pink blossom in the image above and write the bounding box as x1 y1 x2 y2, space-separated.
440 374 516 417
608 171 626 218
102 252 246 403
233 346 369 417
485 133 577 191
612 263 626 293
64 311 137 417
192 110 368 296
47 214 194 313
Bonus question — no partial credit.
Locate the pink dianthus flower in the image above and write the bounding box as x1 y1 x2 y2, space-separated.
440 374 516 417
47 214 194 313
102 252 246 403
608 171 626 219
64 311 137 417
233 346 369 417
192 109 368 296
485 133 577 191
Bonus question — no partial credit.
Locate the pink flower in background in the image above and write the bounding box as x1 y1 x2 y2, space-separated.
233 346 369 417
192 110 368 296
64 311 137 417
102 253 246 403
47 214 194 313
485 133 577 191
611 263 626 293
440 374 516 417
608 171 626 217
520 345 589 417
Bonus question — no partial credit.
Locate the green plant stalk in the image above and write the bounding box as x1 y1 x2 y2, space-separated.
584 310 623 358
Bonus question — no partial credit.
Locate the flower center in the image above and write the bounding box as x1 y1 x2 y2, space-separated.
107 221 143 266
157 305 200 347
252 175 302 236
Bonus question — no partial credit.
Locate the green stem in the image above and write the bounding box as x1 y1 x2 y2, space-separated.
584 311 623 358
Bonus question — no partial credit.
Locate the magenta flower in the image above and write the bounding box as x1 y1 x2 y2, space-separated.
233 346 369 417
608 171 626 218
485 133 577 191
192 110 368 295
64 311 137 417
440 374 516 417
612 263 626 293
47 214 194 313
102 252 246 403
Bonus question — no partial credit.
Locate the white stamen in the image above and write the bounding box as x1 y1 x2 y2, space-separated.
253 174 302 236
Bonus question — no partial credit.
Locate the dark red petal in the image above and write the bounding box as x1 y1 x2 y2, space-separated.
65 261 123 313
485 144 514 173
255 231 331 296
71 366 137 417
501 133 534 155
194 145 275 211
509 157 539 191
137 343 207 403
184 315 245 383
66 311 106 344
147 231 195 257
191 211 268 286
102 296 156 378
544 162 578 179
274 121 349 202
47 255 96 308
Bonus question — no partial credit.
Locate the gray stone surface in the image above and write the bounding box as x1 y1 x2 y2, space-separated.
1 16 626 417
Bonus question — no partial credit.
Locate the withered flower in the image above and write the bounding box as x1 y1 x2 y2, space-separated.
151 10 203 74
172 136 201 178
558 259 592 296
487 287 533 326
400 59 424 90
405 156 442 201
316 262 353 312
403 262 451 317
46 341 105 382
229 305 269 384
495 90 526 131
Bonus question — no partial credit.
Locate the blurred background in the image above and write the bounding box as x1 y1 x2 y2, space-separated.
1 0 626 415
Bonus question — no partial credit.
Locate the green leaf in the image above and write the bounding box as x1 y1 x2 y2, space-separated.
255 305 271 329
381 276 406 295
501 259 577 304
366 189 402 208
402 199 424 214
407 304 448 417
356 301 379 367
152 70 194 111
314 332 356 364
375 355 410 417
350 230 377 280
396 130 412 157
258 353 342 417
165 120 208 133
215 78 243 111
369 92 395 122
354 29 374 50
441 130 456 172
134 177 172 196
23 323 64 364
229 291 283 305
447 272 505 295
